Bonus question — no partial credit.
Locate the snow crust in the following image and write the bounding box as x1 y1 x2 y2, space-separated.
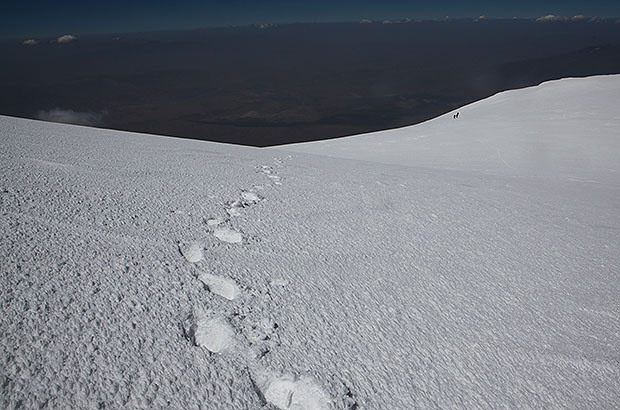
1 75 619 409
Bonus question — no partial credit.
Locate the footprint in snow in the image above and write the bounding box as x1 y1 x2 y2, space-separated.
241 190 261 204
259 165 282 185
225 190 261 217
199 272 241 300
270 278 289 287
214 227 243 244
267 175 282 185
189 314 235 354
225 200 244 217
178 241 203 263
245 318 280 360
205 217 223 227
251 370 329 410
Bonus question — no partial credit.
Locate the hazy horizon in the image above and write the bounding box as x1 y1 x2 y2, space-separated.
3 0 620 38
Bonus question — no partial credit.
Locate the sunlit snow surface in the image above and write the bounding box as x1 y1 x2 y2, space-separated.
1 75 620 409
286 75 620 185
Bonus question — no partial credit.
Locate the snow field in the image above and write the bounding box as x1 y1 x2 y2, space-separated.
1 76 619 409
285 75 620 185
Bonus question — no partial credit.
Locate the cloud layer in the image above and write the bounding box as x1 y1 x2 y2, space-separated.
23 39 39 45
36 109 105 126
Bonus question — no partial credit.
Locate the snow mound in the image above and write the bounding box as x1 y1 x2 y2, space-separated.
178 241 203 263
198 272 241 300
214 227 242 244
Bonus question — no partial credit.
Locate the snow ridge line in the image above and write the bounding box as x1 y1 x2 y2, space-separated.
177 157 332 410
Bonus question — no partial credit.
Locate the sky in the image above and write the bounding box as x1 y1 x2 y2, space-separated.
2 0 620 38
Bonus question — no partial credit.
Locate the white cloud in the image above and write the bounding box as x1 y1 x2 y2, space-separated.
571 15 586 21
56 34 77 43
22 39 39 45
253 23 277 29
536 14 567 22
36 109 105 126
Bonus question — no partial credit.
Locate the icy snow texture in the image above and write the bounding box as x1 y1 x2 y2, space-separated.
1 75 620 409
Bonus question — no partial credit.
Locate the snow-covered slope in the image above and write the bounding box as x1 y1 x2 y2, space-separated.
284 75 620 184
1 75 620 409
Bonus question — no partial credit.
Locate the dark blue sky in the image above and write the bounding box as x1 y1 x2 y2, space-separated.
3 0 620 38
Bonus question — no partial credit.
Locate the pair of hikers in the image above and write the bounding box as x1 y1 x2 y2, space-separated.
453 112 459 119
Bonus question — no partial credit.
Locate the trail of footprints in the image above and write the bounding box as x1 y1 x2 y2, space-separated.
176 158 333 410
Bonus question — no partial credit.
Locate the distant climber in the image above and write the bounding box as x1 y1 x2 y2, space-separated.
453 112 459 119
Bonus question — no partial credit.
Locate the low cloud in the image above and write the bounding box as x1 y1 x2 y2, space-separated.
55 34 77 43
537 14 603 23
536 14 568 22
36 109 105 126
23 39 39 45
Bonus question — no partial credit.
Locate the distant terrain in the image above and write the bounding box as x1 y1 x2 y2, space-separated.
1 20 620 146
